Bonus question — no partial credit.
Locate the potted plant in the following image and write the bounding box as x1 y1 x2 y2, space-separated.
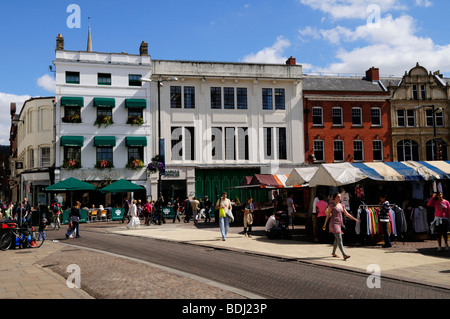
63 159 81 170
127 115 144 126
147 155 165 174
94 115 113 128
126 159 145 170
62 114 81 123
95 159 114 170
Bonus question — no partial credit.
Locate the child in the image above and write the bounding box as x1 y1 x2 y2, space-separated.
38 218 47 240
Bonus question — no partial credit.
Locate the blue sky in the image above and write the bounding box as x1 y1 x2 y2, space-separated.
1 0 449 144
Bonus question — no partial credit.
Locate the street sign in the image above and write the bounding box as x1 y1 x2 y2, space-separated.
15 162 23 169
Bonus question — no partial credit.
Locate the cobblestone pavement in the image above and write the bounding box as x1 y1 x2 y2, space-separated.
36 245 246 299
2 219 449 301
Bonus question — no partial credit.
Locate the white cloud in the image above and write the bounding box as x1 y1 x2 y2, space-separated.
0 93 31 145
297 2 450 76
37 74 56 93
241 36 291 64
299 0 406 20
415 0 432 7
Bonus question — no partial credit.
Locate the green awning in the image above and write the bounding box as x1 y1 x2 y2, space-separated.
60 136 84 147
94 136 116 147
126 136 147 147
94 98 116 108
45 177 97 192
61 97 84 107
100 179 146 193
125 99 147 108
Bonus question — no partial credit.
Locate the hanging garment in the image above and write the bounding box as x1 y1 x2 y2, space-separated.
412 206 429 233
392 205 407 233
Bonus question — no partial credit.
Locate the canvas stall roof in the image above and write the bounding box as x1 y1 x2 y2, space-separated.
308 163 367 187
285 167 319 186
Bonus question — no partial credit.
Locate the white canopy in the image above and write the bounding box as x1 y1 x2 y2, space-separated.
285 167 319 186
308 163 367 187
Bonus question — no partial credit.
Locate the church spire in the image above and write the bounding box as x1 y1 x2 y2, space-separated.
87 17 93 52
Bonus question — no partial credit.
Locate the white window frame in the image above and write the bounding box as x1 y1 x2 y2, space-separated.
352 107 362 126
371 107 382 126
332 107 343 126
312 107 323 126
333 140 344 162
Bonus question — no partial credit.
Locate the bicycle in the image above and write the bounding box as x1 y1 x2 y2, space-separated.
49 212 61 230
0 224 44 251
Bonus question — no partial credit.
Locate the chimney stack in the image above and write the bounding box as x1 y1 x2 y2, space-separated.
56 34 64 50
10 103 16 117
140 41 149 55
366 66 380 82
286 56 296 65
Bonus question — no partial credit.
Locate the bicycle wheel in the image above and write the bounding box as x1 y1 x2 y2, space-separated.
28 229 44 248
0 232 13 251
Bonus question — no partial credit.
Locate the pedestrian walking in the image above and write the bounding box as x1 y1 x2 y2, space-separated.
315 193 329 243
122 196 130 224
216 192 232 241
191 197 200 224
286 193 296 230
272 190 283 213
243 197 254 237
143 199 153 226
379 194 392 248
204 195 212 223
69 201 82 238
183 197 192 223
127 199 140 229
172 197 181 223
427 191 450 251
323 193 358 260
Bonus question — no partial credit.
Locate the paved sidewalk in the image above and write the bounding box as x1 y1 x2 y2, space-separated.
0 241 93 299
113 223 450 290
1 221 449 299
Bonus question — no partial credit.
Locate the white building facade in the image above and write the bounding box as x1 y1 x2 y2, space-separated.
53 34 152 204
149 59 304 201
12 97 55 207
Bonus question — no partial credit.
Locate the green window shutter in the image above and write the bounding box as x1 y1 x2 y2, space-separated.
60 136 84 147
61 97 84 107
126 136 147 147
94 98 116 108
125 99 147 108
94 136 116 147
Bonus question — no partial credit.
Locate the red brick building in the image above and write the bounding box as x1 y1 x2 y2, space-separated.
303 67 397 164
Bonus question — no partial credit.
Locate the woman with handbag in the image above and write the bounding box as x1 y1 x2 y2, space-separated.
243 197 254 238
216 192 232 241
69 201 81 238
323 193 357 260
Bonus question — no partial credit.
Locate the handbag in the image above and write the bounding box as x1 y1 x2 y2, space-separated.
219 208 226 218
246 212 253 225
226 210 234 222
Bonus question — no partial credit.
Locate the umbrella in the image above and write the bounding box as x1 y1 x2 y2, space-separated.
44 177 97 191
100 179 146 193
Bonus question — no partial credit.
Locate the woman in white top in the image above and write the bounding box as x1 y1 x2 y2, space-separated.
216 192 232 241
127 199 140 229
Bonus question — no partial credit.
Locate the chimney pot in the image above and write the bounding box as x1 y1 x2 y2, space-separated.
56 34 64 50
10 103 16 117
140 41 149 55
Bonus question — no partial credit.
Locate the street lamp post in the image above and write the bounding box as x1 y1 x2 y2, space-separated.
141 76 178 223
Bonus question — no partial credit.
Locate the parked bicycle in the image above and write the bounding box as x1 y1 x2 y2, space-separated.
0 223 44 251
